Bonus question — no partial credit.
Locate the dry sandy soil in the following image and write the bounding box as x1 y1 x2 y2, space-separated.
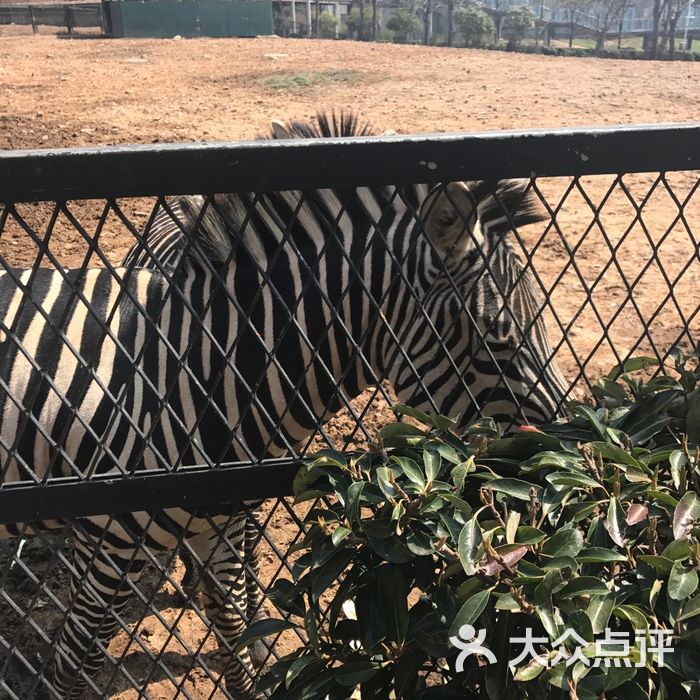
0 33 698 699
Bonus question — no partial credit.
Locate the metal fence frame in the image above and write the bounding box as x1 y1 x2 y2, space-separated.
0 123 698 698
0 4 104 31
1 122 699 524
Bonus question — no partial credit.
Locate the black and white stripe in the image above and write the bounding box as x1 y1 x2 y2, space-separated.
0 112 567 699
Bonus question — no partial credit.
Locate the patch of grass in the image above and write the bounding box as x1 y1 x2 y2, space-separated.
260 69 365 91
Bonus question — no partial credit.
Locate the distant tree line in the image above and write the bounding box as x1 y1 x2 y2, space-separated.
294 0 698 58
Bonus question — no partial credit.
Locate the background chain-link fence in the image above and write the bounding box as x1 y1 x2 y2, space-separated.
0 126 698 698
0 5 104 33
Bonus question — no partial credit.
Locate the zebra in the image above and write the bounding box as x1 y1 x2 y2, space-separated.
0 111 568 699
117 112 382 616
115 113 379 634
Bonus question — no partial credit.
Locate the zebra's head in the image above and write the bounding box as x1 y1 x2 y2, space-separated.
385 179 568 430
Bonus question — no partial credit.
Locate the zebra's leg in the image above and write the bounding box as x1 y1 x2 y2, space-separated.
190 515 262 700
243 507 269 671
50 525 147 699
177 542 202 600
244 506 265 623
176 505 264 614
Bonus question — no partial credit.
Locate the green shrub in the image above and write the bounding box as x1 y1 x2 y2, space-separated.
317 11 338 38
503 6 534 45
453 6 495 48
246 348 700 698
344 7 372 40
386 7 421 44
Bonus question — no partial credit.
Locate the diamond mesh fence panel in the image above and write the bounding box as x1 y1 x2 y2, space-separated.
0 131 698 699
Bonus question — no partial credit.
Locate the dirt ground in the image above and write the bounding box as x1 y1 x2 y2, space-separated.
0 33 698 699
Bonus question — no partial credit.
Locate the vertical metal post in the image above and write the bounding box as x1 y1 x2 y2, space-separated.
29 5 37 33
306 0 312 35
65 6 75 34
291 0 297 34
334 1 339 37
683 0 692 45
101 0 114 35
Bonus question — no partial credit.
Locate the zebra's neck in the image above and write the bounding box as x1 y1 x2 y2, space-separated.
155 184 430 460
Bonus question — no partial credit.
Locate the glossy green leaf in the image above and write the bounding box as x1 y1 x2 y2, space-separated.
285 656 323 689
235 618 295 652
391 456 425 487
488 477 541 501
267 578 306 617
335 661 382 686
513 657 546 682
557 577 610 599
661 538 692 561
541 555 579 571
458 518 483 576
451 457 474 490
573 405 608 439
345 481 365 524
576 547 627 563
377 566 409 645
546 472 600 488
669 562 699 601
669 450 688 490
608 355 658 379
612 604 650 634
505 511 520 544
637 555 674 573
424 448 441 482
376 466 400 499
605 496 627 547
678 595 700 621
673 490 700 540
587 593 615 634
512 525 547 544
541 527 584 558
331 526 351 547
449 589 491 636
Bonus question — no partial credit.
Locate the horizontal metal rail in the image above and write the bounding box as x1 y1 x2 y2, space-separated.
0 124 699 522
2 123 700 203
0 460 300 524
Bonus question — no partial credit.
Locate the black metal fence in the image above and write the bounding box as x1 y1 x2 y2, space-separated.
0 125 698 698
0 4 103 33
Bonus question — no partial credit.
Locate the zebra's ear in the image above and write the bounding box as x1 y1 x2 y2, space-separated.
420 182 481 256
270 119 293 139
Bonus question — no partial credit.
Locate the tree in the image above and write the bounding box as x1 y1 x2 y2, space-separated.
503 5 534 45
454 6 496 47
663 0 695 58
591 0 629 52
649 0 667 57
489 0 513 42
317 10 338 37
345 4 372 39
423 0 433 45
446 0 455 45
386 5 421 43
560 0 588 47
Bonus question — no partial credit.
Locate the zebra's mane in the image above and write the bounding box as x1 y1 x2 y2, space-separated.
259 109 375 139
174 112 544 269
469 180 547 237
176 110 381 267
